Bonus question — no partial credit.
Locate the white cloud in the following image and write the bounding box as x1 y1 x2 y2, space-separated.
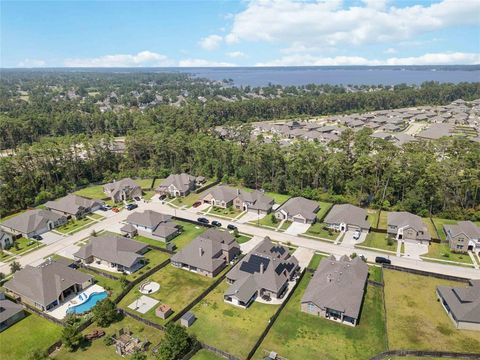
384 48 397 54
199 35 223 51
17 58 46 67
178 58 236 67
64 51 173 67
226 51 247 58
223 0 479 48
255 52 480 66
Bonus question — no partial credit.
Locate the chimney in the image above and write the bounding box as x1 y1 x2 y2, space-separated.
199 247 204 257
237 189 240 195
260 262 264 274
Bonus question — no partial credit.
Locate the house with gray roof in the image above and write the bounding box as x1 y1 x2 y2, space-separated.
0 293 25 332
45 194 104 219
171 229 240 277
301 255 368 326
155 173 205 197
125 210 181 242
274 197 319 224
1 209 67 238
324 204 370 232
0 231 13 250
74 234 148 274
387 212 431 244
233 190 274 214
224 237 299 308
103 178 142 203
416 123 454 140
444 221 480 255
437 280 480 331
3 260 93 311
201 185 238 208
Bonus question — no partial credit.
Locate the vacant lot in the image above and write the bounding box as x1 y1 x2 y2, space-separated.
431 218 458 241
359 232 397 252
0 312 62 360
423 242 472 265
253 274 387 360
188 281 279 359
383 270 480 352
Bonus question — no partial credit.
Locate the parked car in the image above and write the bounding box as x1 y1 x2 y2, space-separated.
100 204 112 211
227 224 237 231
32 235 42 241
112 207 120 213
133 196 141 201
375 256 391 265
192 201 202 208
352 231 361 240
197 217 209 224
211 220 222 227
126 203 138 211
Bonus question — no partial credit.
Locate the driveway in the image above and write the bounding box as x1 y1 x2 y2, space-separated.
40 231 66 245
284 222 311 235
341 230 367 247
55 244 81 260
403 241 429 260
291 247 314 269
189 202 210 213
237 211 265 224
239 235 263 253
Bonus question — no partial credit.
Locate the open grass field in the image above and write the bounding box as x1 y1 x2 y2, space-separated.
304 222 339 240
190 349 226 360
119 264 218 325
431 218 458 241
367 208 380 228
377 211 388 229
56 217 95 234
359 232 397 252
0 312 62 360
422 242 472 264
52 316 163 360
316 201 333 221
383 270 480 353
8 236 44 254
253 274 387 360
188 281 280 359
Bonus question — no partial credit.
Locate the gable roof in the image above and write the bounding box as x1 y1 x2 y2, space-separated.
203 185 238 203
387 211 431 241
45 194 103 215
1 209 66 234
437 280 480 324
157 173 197 193
324 204 370 229
3 261 92 308
444 221 480 240
74 234 147 268
301 256 368 319
276 197 319 221
126 210 172 229
238 190 274 211
104 178 140 197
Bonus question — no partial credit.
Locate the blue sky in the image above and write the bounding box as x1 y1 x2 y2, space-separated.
1 0 479 67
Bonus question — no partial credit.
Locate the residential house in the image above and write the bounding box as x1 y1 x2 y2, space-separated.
45 194 104 220
0 231 13 250
275 197 319 224
3 260 93 311
224 237 299 308
387 212 431 244
437 280 480 331
444 221 480 254
125 210 181 242
74 234 148 274
171 229 240 277
155 173 205 197
233 190 274 214
1 209 67 238
0 293 25 332
201 185 238 209
103 178 142 203
324 204 370 232
301 255 368 326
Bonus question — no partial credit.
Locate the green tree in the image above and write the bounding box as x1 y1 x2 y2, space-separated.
93 299 118 327
131 350 147 360
61 323 82 352
10 261 21 273
27 349 49 360
156 323 196 360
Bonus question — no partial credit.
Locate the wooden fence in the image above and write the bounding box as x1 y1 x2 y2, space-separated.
370 350 480 360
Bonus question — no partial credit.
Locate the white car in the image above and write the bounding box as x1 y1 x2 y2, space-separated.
353 231 361 240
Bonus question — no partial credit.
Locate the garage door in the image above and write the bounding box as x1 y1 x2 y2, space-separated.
293 217 305 223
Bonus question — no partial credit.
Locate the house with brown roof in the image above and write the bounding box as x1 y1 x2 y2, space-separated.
274 197 319 224
202 185 274 214
124 210 181 242
301 255 368 326
387 211 431 244
103 178 142 203
171 229 240 277
444 221 480 254
324 204 370 232
45 194 104 220
1 209 67 238
155 173 205 197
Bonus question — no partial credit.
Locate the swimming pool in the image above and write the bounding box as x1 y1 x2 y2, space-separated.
67 291 108 314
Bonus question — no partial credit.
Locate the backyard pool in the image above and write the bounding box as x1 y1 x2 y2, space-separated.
67 291 108 314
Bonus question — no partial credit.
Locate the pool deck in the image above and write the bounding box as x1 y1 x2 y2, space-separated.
46 284 106 319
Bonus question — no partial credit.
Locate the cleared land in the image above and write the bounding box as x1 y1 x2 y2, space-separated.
253 274 387 360
423 242 472 265
188 281 280 359
383 270 480 352
0 312 62 360
359 232 396 252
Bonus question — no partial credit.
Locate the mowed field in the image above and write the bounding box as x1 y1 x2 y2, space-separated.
383 270 480 352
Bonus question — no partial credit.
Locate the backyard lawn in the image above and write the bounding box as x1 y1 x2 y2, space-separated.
377 211 388 229
56 217 95 234
422 242 472 265
78 268 124 299
74 185 108 201
191 349 226 360
0 312 62 360
265 191 291 205
134 178 157 190
119 264 219 325
383 270 480 353
431 218 458 241
368 265 383 283
304 222 339 240
367 209 380 228
315 201 333 221
422 217 439 239
358 232 397 253
253 274 387 360
188 281 280 359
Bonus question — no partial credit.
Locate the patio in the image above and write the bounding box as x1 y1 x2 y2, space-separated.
46 284 106 319
127 295 159 314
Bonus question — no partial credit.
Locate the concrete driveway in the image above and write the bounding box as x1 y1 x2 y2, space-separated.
403 241 429 260
190 203 210 213
41 231 65 245
342 230 367 247
284 222 311 235
237 211 265 224
291 247 314 269
239 235 264 253
55 244 81 260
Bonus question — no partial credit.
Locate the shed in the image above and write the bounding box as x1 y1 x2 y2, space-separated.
156 304 173 320
180 311 196 327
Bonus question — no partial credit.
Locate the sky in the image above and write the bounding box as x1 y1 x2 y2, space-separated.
1 0 479 68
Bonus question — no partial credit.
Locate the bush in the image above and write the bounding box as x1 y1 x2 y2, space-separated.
156 323 197 360
103 335 114 346
270 213 278 224
387 237 394 246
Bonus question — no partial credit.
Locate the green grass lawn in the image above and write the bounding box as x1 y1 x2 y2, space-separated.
74 185 108 201
87 213 104 220
307 253 325 269
0 311 62 360
190 349 226 360
143 190 156 200
78 268 124 299
208 206 243 219
265 191 291 205
170 192 201 207
422 217 439 239
188 281 280 359
368 265 383 283
234 234 252 244
134 178 157 190
383 270 480 353
431 218 458 241
305 222 339 240
367 208 380 228
359 232 397 252
253 274 387 360
422 242 472 264
9 236 44 255
316 201 333 221
51 315 163 360
253 214 291 231
377 211 388 230
118 265 220 325
56 217 95 234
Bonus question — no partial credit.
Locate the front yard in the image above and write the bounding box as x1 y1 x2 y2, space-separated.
251 214 291 231
207 206 243 219
169 192 201 208
422 242 472 265
56 217 96 234
0 312 62 360
358 232 397 253
304 222 339 240
253 274 387 360
8 236 44 255
383 269 480 353
188 281 280 359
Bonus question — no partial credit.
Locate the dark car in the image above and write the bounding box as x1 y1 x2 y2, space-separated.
227 224 237 231
192 201 202 208
32 235 43 241
126 203 138 211
375 256 391 265
197 217 209 224
211 220 222 227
